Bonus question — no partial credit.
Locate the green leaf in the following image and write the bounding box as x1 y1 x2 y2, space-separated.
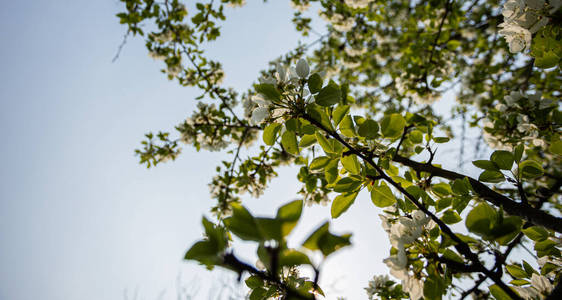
331 192 359 218
371 182 396 207
514 144 524 162
245 276 264 289
534 239 557 251
332 105 350 127
324 159 339 184
472 160 499 171
277 201 303 221
409 130 423 144
279 249 311 266
424 275 445 300
315 81 341 106
310 156 331 170
302 222 329 251
522 260 535 276
317 230 352 256
201 217 228 252
223 203 261 241
357 119 379 139
302 222 351 256
285 118 299 132
315 132 334 153
339 115 356 137
535 51 560 69
542 262 558 275
491 150 514 170
184 240 218 261
255 217 283 241
442 249 464 263
333 177 362 192
306 104 334 131
255 83 281 101
442 209 462 224
263 123 281 146
506 264 528 279
489 284 512 300
522 226 549 241
519 160 544 179
277 200 303 236
478 170 505 183
493 216 522 245
434 137 450 143
466 203 496 237
432 182 452 197
436 197 452 211
549 140 562 155
380 113 406 139
281 130 299 155
510 279 530 286
299 134 316 147
451 179 470 195
341 154 361 175
307 73 323 94
249 287 267 300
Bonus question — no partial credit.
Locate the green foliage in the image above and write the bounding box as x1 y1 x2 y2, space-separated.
120 0 562 298
331 192 359 218
380 114 406 139
370 182 396 208
315 81 341 107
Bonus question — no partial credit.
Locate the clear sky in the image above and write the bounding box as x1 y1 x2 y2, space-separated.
0 1 489 300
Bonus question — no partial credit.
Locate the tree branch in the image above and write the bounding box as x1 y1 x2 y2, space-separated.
392 154 562 233
222 253 315 300
300 113 523 300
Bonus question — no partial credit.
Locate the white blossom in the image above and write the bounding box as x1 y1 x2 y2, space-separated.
226 0 246 8
513 286 540 300
403 276 424 300
531 273 553 295
323 13 356 32
344 46 367 57
344 0 374 9
250 94 271 125
498 23 532 53
365 274 391 299
290 1 310 12
499 0 552 53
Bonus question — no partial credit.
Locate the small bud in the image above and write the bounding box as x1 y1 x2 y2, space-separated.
296 58 310 78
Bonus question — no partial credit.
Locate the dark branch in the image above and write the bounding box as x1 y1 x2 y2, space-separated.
393 154 562 233
222 253 315 300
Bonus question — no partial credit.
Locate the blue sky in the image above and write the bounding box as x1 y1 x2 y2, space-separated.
0 1 396 299
1 1 501 299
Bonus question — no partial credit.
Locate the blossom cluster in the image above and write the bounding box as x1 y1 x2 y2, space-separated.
178 102 231 151
344 0 375 10
379 209 436 300
365 275 393 299
226 0 246 9
245 59 312 125
319 12 356 32
395 76 442 105
513 273 554 299
483 91 556 151
498 0 560 53
290 0 311 12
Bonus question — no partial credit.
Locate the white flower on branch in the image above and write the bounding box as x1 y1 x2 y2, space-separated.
250 95 271 125
498 23 532 53
344 0 375 9
531 273 554 295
